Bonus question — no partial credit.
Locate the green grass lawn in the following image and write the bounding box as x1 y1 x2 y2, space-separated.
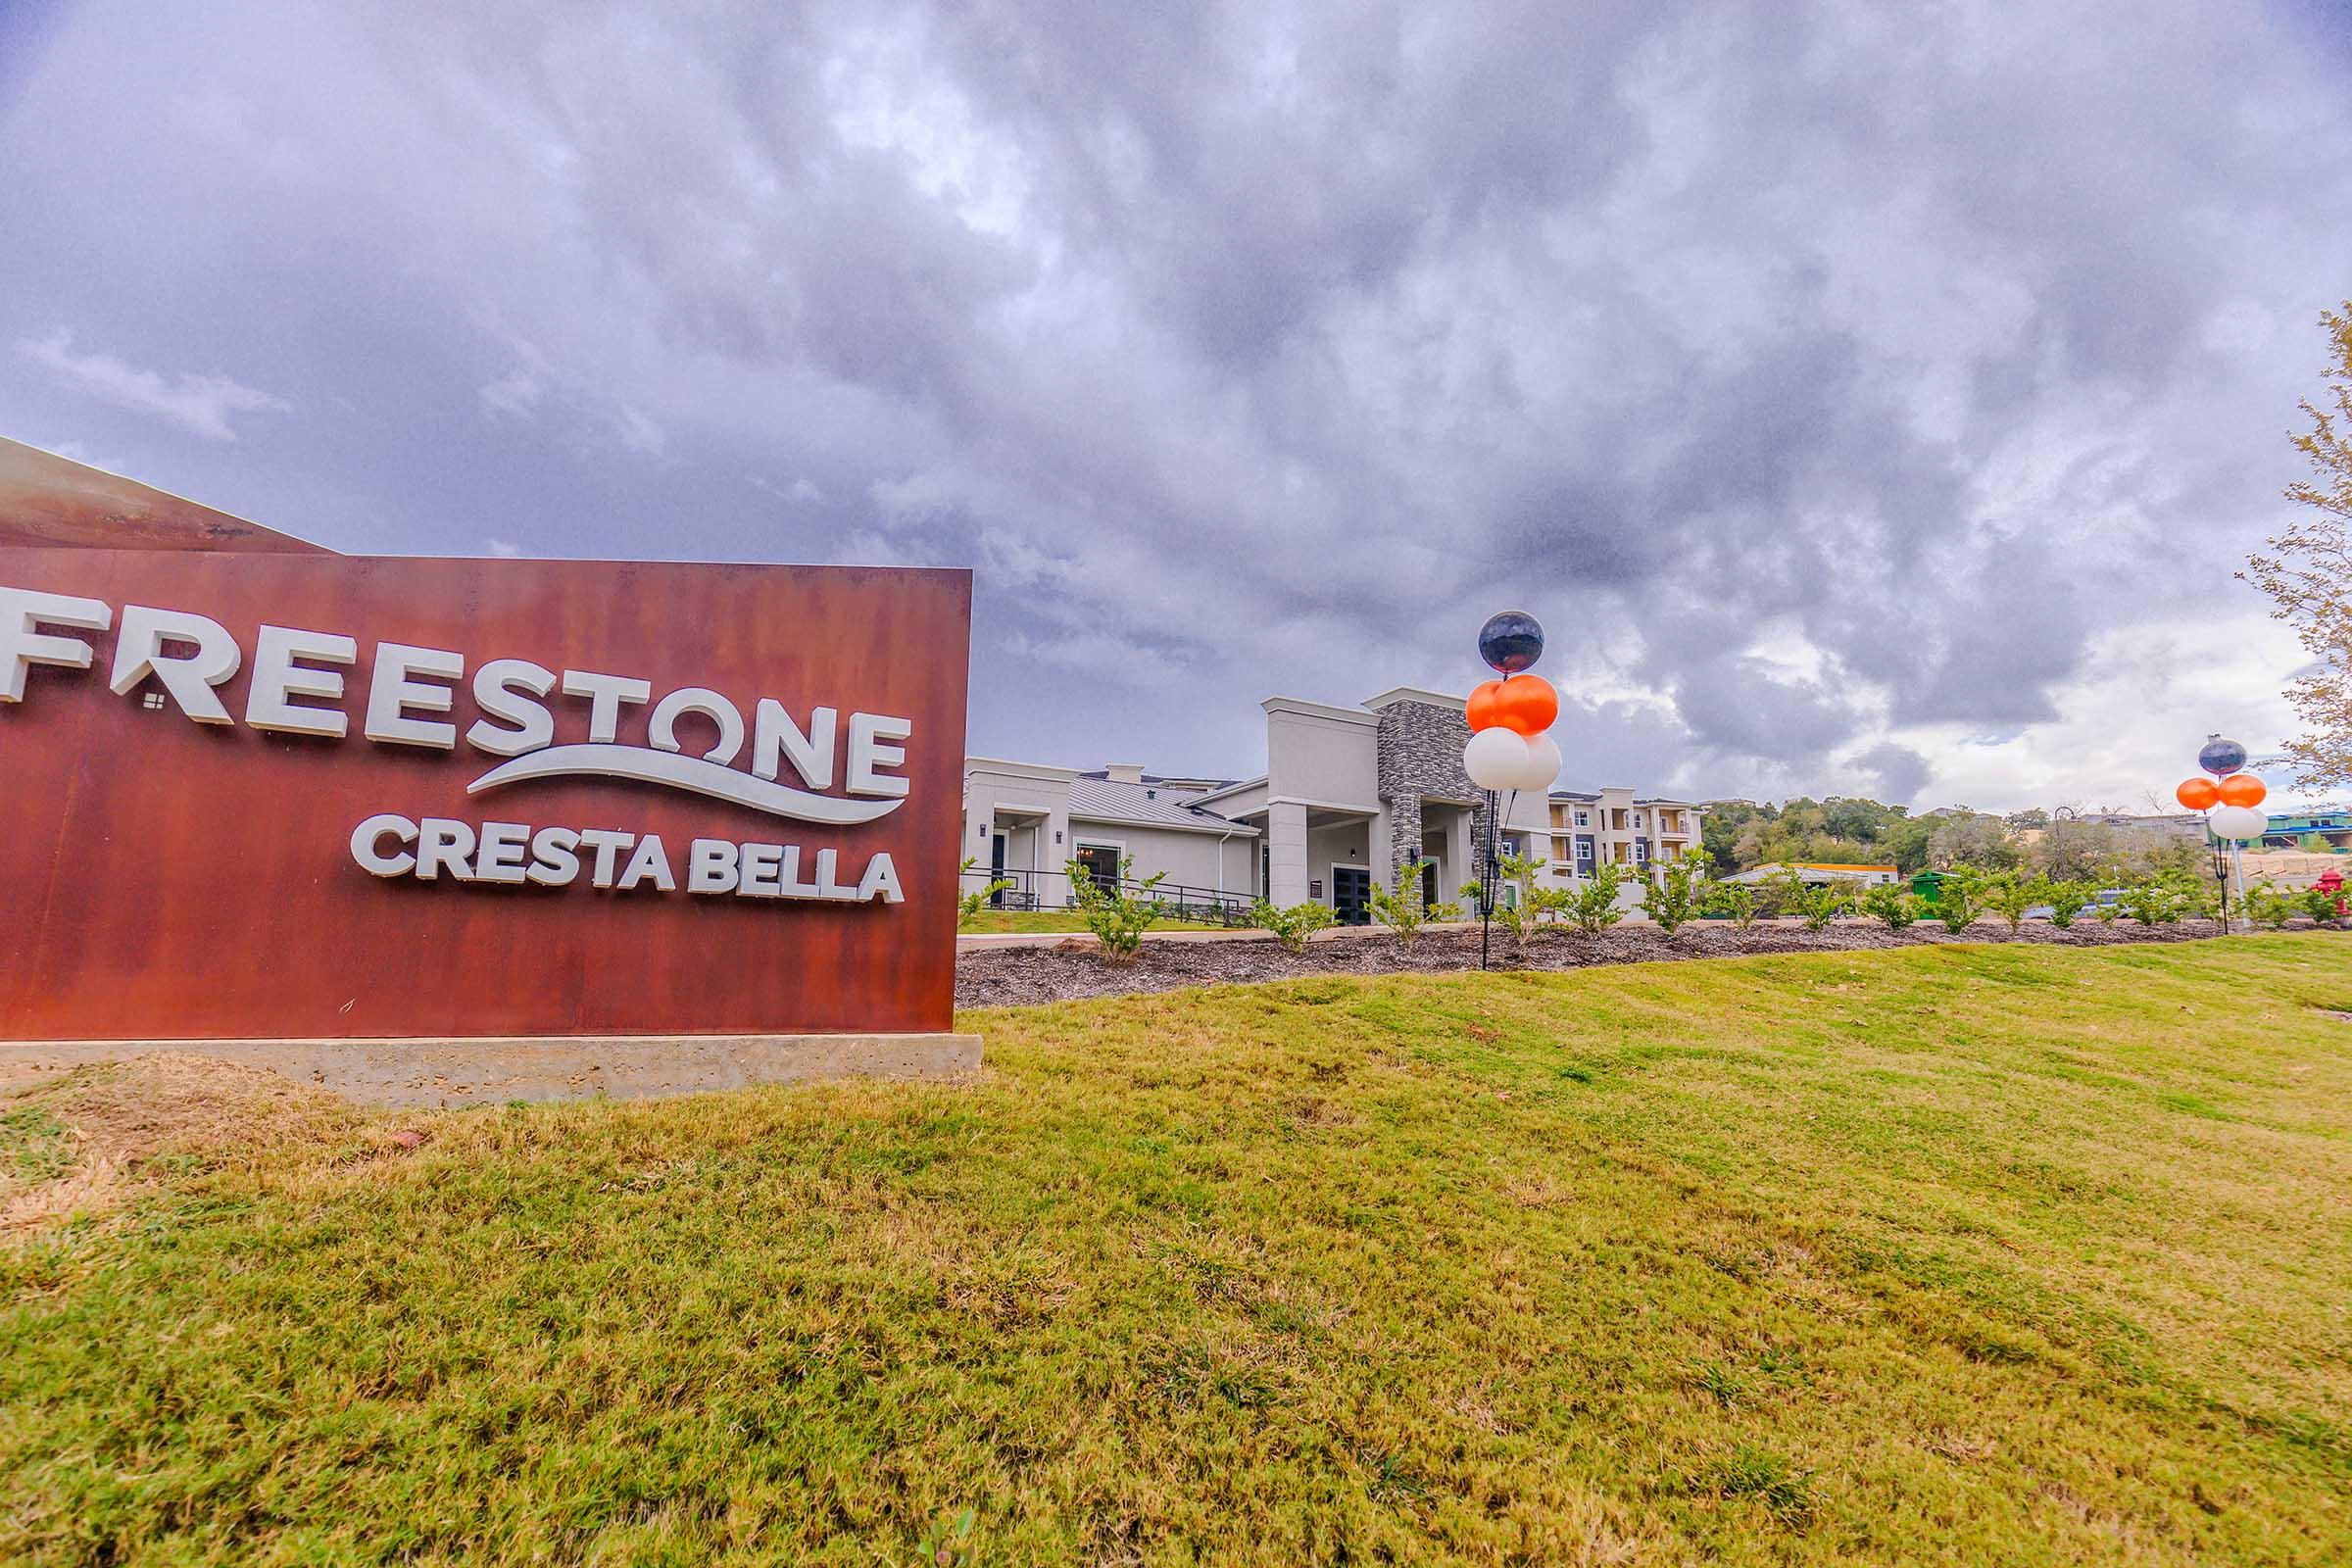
5 938 2351 1565
958 909 1233 934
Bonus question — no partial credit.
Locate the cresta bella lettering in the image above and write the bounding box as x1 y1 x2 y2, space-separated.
1 584 911 906
350 816 905 903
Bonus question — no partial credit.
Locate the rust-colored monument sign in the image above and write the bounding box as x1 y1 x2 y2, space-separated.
0 548 970 1041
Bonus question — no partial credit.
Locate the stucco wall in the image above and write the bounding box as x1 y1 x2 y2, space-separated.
1064 819 1256 901
1264 703 1380 808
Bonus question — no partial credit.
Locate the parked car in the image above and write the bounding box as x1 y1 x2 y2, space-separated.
2024 888 2120 921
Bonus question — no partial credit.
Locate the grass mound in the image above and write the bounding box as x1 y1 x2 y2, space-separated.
4 938 2350 1564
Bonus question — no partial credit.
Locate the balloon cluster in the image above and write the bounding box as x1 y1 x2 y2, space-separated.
1462 611 1562 793
2176 734 2268 841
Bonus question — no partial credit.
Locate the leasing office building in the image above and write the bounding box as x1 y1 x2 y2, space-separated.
963 687 1702 921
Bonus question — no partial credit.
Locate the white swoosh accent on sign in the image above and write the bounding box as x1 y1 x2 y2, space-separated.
466 745 906 824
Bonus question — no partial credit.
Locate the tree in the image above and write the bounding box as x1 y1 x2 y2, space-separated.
2030 817 2121 882
1702 801 1774 871
1929 812 2021 871
2003 808 2051 831
1884 815 1937 876
2244 303 2352 790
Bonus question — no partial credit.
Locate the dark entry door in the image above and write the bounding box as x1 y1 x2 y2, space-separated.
1333 866 1372 925
989 833 1008 906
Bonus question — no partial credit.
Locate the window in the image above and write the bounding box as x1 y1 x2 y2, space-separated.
1575 837 1593 863
1074 843 1122 889
1633 811 1645 829
1574 809 1590 827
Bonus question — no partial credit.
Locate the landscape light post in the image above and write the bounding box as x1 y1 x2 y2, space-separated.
1461 610 1561 973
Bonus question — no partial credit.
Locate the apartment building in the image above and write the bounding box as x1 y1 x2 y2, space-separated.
963 686 1702 922
1542 789 1704 877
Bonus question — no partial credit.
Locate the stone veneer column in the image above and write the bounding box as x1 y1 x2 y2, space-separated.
1266 800 1310 906
1385 794 1422 890
1374 697 1488 890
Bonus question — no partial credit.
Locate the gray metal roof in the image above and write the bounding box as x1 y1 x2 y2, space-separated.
1066 775 1260 836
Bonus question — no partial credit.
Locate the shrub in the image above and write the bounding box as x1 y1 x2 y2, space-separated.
1251 898 1336 953
1859 883 1920 930
1773 869 1850 931
2301 884 2348 927
1458 853 1550 953
1368 858 1437 945
2092 894 2123 927
1935 871 1982 933
2119 876 2194 926
1562 859 1631 937
2042 879 2095 929
2242 880 2300 931
1703 880 1759 931
957 857 1013 930
1639 856 1707 937
1066 855 1166 961
1978 871 2045 933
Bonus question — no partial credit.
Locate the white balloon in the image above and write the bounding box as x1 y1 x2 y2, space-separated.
2208 805 2269 841
1511 732 1562 792
1463 726 1531 791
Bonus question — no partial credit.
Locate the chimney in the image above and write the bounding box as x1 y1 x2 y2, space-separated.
1104 763 1145 785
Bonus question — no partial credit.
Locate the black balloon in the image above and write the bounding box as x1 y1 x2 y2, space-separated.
2198 735 2247 777
1478 610 1544 674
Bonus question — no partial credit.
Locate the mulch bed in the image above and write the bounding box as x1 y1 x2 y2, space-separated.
954 917 2338 1008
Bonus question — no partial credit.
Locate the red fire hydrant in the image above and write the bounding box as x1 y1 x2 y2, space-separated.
2317 867 2346 920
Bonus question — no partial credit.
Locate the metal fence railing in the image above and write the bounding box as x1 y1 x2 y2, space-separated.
961 864 1256 926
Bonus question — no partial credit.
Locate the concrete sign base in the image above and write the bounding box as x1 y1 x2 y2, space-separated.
0 1032 982 1108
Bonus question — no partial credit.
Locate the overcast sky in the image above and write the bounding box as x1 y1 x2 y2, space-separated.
5 1 2350 811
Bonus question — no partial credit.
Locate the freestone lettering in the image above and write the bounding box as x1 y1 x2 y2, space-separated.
1 583 909 906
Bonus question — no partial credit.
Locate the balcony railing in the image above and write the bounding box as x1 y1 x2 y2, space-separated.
960 865 1257 926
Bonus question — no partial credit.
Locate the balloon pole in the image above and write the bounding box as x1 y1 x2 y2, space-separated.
2210 830 2230 931
1480 787 1496 972
1464 609 1555 975
2178 735 2263 934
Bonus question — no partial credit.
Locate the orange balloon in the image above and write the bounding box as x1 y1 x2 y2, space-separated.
1465 679 1507 733
1494 673 1559 736
2217 772 2268 808
2176 777 2221 809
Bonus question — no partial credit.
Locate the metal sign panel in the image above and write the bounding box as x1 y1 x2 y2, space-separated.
0 549 970 1041
0 437 327 554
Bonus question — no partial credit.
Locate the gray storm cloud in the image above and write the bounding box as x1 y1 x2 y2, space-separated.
1 0 2346 806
